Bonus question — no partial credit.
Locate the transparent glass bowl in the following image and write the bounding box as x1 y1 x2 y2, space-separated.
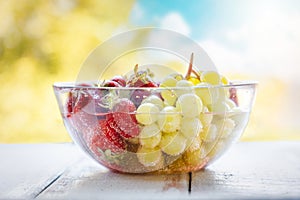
53 82 257 173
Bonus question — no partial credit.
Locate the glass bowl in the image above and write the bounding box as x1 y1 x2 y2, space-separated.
53 81 257 173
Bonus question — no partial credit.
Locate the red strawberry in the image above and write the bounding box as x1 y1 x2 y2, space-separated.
66 92 75 115
91 119 126 154
106 114 125 136
111 98 140 138
143 81 158 87
126 65 158 106
111 76 126 87
126 64 158 88
69 110 98 142
66 89 92 117
102 80 121 87
229 87 239 106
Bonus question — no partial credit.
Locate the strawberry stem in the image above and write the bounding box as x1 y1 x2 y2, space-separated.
185 53 194 79
134 64 139 76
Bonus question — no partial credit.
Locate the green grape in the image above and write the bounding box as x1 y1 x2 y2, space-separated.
200 71 221 85
200 124 218 142
157 106 181 133
211 101 230 113
181 117 203 139
139 123 162 148
217 87 228 103
186 135 202 152
159 131 177 149
160 76 181 106
137 146 162 167
225 98 236 110
160 132 187 156
199 106 213 127
175 80 194 97
169 73 184 81
160 76 177 87
216 118 235 139
161 89 177 106
221 75 229 85
176 80 194 87
176 93 203 118
142 95 164 110
136 103 160 125
195 82 219 107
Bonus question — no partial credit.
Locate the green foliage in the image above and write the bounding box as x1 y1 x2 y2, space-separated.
0 0 134 143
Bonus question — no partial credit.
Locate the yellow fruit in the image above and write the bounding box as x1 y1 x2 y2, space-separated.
137 146 162 167
157 106 181 133
186 135 202 152
176 93 203 118
175 80 194 97
199 106 213 127
200 124 218 142
160 132 187 156
194 83 219 107
221 75 229 85
136 103 160 125
160 76 177 87
188 77 201 85
200 71 221 85
215 118 235 139
142 95 164 110
139 123 162 148
181 117 203 139
161 90 177 106
169 73 184 81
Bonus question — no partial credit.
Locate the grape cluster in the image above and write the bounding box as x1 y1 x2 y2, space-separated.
133 70 243 171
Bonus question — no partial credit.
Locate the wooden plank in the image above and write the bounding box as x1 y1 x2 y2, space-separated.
37 156 190 199
191 142 300 199
0 143 81 199
1 142 300 199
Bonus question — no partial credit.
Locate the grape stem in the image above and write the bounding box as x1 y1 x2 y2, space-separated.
192 69 200 80
185 53 194 79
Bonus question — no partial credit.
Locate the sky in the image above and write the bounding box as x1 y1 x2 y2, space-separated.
129 0 300 82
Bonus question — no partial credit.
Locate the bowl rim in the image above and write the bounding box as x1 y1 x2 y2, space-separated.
53 80 258 90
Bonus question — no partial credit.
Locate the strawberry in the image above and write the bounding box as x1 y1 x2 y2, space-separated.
126 64 157 88
229 87 238 106
111 75 126 87
102 80 121 87
106 114 126 137
66 89 92 117
143 81 158 87
70 110 98 142
91 119 126 154
126 65 158 107
111 98 140 138
66 92 75 115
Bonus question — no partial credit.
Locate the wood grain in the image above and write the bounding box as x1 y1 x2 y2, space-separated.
191 142 300 199
1 142 300 199
0 143 80 199
37 156 190 199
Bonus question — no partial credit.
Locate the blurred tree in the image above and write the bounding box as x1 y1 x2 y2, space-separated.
0 0 135 142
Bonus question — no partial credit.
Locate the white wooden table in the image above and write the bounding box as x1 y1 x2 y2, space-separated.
1 142 300 199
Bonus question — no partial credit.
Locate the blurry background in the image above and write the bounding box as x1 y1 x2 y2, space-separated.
0 0 299 143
